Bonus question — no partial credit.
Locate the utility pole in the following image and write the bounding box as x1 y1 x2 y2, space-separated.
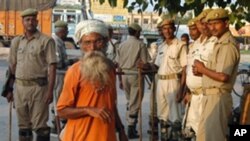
81 0 93 20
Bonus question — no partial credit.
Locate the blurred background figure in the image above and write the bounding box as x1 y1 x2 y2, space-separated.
147 42 158 63
181 33 190 49
51 20 69 134
106 24 119 61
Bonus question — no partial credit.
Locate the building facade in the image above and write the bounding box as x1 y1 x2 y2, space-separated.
90 0 160 32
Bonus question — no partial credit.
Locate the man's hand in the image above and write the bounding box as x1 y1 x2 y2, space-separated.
87 107 113 124
192 59 205 76
136 59 144 69
176 90 184 103
44 91 53 104
6 91 14 103
183 92 191 105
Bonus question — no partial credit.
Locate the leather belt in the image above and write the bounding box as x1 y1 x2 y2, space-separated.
157 73 181 80
203 88 220 95
16 78 47 86
190 88 203 95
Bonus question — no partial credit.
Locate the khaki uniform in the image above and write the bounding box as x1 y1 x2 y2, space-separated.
184 36 217 134
8 31 57 130
115 36 150 126
156 38 187 123
150 41 166 117
196 31 240 141
52 34 68 101
106 39 119 61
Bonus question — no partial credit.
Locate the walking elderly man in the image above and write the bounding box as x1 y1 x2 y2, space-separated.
57 20 128 141
193 8 240 141
5 8 57 141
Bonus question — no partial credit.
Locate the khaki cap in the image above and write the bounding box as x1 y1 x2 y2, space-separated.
187 18 198 27
54 20 68 28
157 15 175 27
205 8 229 22
21 8 38 17
196 9 213 21
129 23 142 31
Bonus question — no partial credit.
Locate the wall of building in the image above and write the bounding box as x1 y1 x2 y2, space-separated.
90 0 160 32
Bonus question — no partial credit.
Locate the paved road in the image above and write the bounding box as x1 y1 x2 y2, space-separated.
0 57 248 141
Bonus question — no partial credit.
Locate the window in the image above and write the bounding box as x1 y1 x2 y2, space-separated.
143 19 149 24
134 18 139 23
53 14 61 22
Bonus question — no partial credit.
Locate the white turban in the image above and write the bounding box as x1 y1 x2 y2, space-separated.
75 20 109 42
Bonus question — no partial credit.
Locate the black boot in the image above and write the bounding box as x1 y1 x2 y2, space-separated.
36 135 50 141
147 116 159 139
36 127 50 141
127 125 139 139
19 129 33 141
160 120 169 141
169 121 182 141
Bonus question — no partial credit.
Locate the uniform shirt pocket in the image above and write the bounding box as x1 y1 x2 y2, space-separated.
17 46 25 62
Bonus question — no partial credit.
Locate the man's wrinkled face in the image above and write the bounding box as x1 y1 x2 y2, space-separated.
207 19 229 38
22 16 38 32
79 32 107 53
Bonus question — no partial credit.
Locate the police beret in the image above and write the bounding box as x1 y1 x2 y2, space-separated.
196 9 213 21
54 20 68 28
21 8 38 17
205 8 229 22
187 18 198 27
157 15 175 27
129 23 142 31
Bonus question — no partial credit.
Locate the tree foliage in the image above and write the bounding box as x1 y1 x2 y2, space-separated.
101 0 250 30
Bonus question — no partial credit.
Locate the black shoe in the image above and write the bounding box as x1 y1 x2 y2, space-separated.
128 126 139 139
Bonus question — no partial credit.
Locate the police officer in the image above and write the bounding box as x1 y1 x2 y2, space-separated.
51 20 69 133
115 23 150 139
106 24 119 61
183 9 219 141
146 21 167 139
193 8 240 141
6 8 57 141
187 18 201 43
155 17 187 141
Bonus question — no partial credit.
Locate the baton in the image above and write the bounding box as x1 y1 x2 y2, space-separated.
8 101 12 141
138 67 143 141
53 91 62 140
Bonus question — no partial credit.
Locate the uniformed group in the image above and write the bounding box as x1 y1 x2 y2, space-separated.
4 7 240 141
111 7 240 141
143 8 239 141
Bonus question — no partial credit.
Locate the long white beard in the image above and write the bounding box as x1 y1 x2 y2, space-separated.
80 51 113 87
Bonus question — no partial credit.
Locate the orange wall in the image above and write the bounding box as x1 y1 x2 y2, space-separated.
0 9 52 37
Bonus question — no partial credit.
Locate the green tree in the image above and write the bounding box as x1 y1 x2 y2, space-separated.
101 0 250 30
